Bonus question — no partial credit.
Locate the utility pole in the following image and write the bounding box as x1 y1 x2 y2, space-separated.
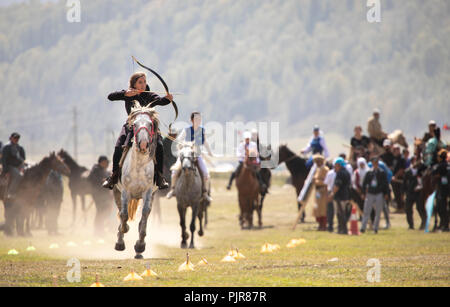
73 107 78 161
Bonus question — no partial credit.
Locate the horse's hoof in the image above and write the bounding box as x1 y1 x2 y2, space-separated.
189 244 195 249
198 230 204 237
115 242 125 251
181 242 187 249
134 254 144 260
134 242 146 254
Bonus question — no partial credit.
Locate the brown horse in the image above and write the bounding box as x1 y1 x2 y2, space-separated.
236 155 261 229
5 152 70 236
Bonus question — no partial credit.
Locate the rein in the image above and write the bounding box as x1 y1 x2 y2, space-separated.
133 113 155 146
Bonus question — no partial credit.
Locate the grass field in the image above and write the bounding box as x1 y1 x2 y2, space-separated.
0 174 449 287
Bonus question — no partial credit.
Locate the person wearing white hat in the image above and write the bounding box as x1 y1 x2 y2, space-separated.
226 131 267 193
367 109 388 147
380 139 394 169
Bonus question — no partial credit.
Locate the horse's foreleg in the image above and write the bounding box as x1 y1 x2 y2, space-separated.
81 195 87 226
257 196 263 228
189 205 198 249
135 190 153 258
114 192 129 251
197 202 204 237
177 205 188 249
71 192 77 226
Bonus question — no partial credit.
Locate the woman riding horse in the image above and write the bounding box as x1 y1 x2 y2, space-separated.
102 72 173 190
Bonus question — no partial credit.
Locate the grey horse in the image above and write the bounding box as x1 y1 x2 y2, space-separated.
113 105 158 259
173 144 207 249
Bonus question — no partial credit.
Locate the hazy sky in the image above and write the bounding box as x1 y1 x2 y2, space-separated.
0 0 58 7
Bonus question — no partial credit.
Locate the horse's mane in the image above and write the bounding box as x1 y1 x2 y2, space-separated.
127 103 159 128
22 155 52 182
279 145 307 174
58 149 82 171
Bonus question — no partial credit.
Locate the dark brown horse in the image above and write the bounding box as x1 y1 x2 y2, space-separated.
57 149 91 226
5 152 70 236
278 145 309 211
236 154 261 229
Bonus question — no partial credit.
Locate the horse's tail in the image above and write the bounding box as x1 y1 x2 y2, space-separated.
128 199 140 221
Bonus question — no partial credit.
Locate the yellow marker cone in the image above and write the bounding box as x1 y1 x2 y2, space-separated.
66 241 77 247
123 271 144 281
90 274 105 287
261 243 273 253
178 253 195 272
26 246 36 252
197 258 209 266
232 248 246 259
141 264 158 277
221 255 237 262
8 249 19 255
49 243 59 249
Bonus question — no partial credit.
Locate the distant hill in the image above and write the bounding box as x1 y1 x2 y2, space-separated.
1 0 449 165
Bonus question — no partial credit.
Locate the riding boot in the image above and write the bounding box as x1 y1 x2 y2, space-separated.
202 176 213 203
154 135 169 190
102 146 123 189
166 171 179 199
227 162 243 190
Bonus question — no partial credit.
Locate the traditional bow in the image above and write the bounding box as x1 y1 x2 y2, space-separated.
132 56 179 126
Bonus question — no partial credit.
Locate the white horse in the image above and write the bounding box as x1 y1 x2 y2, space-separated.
113 104 158 259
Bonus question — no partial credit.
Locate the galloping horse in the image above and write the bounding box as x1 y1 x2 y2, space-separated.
236 150 261 229
57 149 91 226
5 152 70 236
113 104 158 259
172 144 206 249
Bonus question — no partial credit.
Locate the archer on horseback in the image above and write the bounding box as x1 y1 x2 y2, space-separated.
102 71 172 190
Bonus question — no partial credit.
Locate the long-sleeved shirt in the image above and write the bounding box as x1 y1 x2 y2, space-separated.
302 135 329 158
237 141 259 163
362 168 389 196
324 169 336 193
108 85 171 115
367 116 385 140
334 168 351 201
1 142 26 172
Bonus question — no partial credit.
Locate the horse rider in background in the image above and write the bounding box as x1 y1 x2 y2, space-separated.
367 108 388 147
1 133 26 200
167 112 213 202
226 131 267 194
301 125 330 170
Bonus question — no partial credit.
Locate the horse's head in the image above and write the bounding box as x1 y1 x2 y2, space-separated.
277 144 292 164
180 143 197 172
132 112 156 154
50 152 71 176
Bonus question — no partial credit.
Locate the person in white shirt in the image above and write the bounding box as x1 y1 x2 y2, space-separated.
324 164 336 232
226 131 267 193
167 112 213 202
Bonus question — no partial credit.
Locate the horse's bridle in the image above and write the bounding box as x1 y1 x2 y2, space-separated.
132 113 155 147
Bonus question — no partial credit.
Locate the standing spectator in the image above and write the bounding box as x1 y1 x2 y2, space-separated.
339 153 354 176
350 126 370 164
403 148 412 169
432 149 449 231
380 139 394 169
367 109 387 147
403 156 426 230
351 157 369 213
361 157 390 234
324 162 336 233
88 156 112 237
301 125 330 170
391 144 407 213
312 154 329 231
422 120 437 144
329 157 351 235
